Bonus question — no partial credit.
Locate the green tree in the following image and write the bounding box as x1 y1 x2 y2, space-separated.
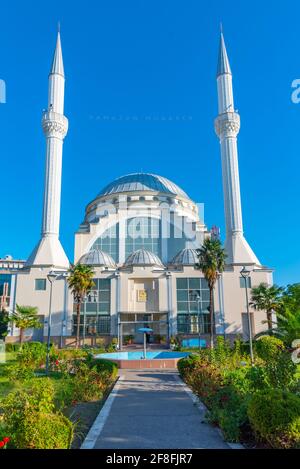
11 305 41 345
196 238 227 348
67 264 95 348
250 283 283 333
280 283 300 316
255 309 300 346
0 309 9 339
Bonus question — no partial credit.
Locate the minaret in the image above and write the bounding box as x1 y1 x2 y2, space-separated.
214 32 260 265
26 31 69 269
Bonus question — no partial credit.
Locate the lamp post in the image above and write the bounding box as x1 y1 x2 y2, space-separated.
191 291 202 353
82 295 87 347
240 266 254 366
46 271 58 374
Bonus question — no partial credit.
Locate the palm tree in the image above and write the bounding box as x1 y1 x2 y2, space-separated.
196 238 227 348
11 305 41 345
254 308 300 346
250 283 283 333
67 264 95 348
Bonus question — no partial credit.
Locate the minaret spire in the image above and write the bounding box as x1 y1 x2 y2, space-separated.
214 31 260 265
26 32 69 269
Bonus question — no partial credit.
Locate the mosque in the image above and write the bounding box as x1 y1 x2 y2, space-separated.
6 31 273 346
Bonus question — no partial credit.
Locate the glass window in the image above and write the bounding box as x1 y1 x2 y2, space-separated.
0 274 12 296
92 224 118 261
189 278 200 290
176 278 211 320
125 217 161 259
177 278 188 290
73 278 111 319
177 313 211 334
35 279 46 291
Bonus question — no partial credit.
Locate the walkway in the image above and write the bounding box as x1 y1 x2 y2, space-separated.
85 370 230 449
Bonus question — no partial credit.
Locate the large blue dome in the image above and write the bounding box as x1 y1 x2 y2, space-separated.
97 173 190 199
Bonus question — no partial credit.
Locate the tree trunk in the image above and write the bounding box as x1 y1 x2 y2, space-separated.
267 311 273 334
209 287 214 348
76 302 81 349
19 328 24 345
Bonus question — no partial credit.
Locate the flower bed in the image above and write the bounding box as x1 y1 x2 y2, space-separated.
0 344 118 449
177 336 300 448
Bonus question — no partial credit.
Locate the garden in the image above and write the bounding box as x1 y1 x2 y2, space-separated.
177 335 300 448
0 342 118 449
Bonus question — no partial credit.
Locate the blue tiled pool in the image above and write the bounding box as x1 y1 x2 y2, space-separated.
181 338 206 348
95 350 190 360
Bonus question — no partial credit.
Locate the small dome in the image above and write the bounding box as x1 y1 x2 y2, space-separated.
79 249 116 268
170 248 198 266
124 249 164 268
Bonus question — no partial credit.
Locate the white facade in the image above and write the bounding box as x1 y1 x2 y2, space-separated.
7 32 273 345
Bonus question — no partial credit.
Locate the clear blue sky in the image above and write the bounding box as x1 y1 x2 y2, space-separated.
1 0 299 286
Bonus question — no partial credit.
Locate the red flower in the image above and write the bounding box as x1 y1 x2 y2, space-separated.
3 437 10 443
0 441 5 448
55 360 59 366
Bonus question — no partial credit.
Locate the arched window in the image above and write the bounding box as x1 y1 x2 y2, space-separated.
125 217 160 259
91 224 118 261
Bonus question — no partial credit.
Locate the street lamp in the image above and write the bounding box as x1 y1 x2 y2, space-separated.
46 271 58 374
190 291 202 353
240 266 254 366
82 295 88 347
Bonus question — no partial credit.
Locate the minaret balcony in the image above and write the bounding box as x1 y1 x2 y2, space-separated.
42 110 68 138
214 111 240 138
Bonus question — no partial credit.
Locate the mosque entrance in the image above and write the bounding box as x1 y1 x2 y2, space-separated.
117 312 169 348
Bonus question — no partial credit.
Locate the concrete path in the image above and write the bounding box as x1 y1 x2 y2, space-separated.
91 370 230 449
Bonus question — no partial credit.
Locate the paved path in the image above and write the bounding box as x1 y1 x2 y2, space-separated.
92 370 229 449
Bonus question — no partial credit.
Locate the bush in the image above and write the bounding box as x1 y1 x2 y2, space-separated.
248 389 300 448
178 355 224 408
255 336 285 362
254 336 297 390
0 377 74 449
17 342 47 368
5 343 21 352
92 359 118 379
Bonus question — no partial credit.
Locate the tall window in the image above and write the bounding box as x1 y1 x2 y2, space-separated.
125 217 161 259
92 225 118 261
0 274 11 296
176 278 210 334
72 279 111 336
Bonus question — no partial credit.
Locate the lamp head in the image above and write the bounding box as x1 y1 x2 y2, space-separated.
47 271 58 283
240 266 251 279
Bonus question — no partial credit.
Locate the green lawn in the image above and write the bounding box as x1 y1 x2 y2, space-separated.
0 352 17 396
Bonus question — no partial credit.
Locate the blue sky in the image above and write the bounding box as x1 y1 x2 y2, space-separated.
0 0 299 286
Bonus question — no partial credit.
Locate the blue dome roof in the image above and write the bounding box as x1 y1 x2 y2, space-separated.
79 249 116 268
97 173 189 199
124 249 164 268
170 248 198 266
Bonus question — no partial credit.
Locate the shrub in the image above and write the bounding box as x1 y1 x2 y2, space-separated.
17 341 47 368
254 336 297 390
255 336 285 362
178 355 224 408
0 377 74 449
248 389 300 448
106 337 118 352
92 358 118 380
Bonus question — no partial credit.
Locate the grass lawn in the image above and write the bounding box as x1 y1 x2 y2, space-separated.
0 352 17 396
